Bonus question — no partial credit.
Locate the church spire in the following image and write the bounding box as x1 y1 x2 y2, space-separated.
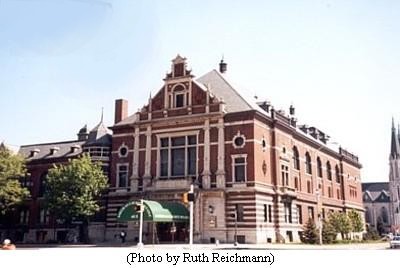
390 118 400 159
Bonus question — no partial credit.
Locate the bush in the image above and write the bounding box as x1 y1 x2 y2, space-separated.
322 219 337 244
363 225 380 241
302 218 319 244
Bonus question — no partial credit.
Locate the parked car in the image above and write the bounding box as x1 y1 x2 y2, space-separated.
390 236 400 249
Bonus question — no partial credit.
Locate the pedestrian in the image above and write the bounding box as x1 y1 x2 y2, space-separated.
120 230 126 243
1 239 16 250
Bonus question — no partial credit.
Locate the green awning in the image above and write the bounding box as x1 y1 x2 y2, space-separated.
117 200 189 222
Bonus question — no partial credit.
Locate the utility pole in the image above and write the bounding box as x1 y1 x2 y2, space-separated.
189 184 194 247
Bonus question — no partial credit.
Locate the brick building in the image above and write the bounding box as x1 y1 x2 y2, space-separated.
0 118 111 243
105 55 364 244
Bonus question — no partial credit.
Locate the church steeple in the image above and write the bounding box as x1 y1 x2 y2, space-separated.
390 118 400 159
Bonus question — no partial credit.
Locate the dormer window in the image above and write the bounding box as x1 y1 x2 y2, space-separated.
70 145 80 153
50 147 59 155
30 149 40 157
171 84 187 108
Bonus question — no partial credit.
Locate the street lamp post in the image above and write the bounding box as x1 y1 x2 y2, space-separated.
138 199 144 247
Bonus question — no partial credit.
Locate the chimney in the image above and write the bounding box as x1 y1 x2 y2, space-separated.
219 58 227 73
289 105 295 116
300 125 309 134
257 101 271 113
115 99 128 124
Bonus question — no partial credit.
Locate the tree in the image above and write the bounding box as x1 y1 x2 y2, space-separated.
363 225 380 241
302 218 319 244
322 218 337 244
376 217 385 236
0 144 30 214
44 154 108 243
328 211 352 240
348 209 364 239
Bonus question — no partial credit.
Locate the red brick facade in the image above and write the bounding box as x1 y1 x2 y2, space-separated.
2 56 363 244
105 55 364 243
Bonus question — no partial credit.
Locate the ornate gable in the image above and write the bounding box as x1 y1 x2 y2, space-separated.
375 191 390 203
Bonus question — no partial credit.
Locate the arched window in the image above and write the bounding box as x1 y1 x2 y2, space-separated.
381 207 388 223
293 146 300 170
326 161 332 180
305 152 312 174
335 165 341 183
365 207 371 223
172 85 186 108
317 157 322 178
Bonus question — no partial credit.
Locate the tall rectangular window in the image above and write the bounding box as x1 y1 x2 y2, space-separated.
117 165 128 188
264 204 268 222
317 157 323 178
171 148 185 176
284 203 292 223
281 165 289 186
159 135 197 178
38 173 47 197
297 205 303 224
307 181 312 193
305 153 312 174
233 156 246 182
39 208 49 224
175 93 185 108
268 205 273 223
20 209 29 224
160 149 168 177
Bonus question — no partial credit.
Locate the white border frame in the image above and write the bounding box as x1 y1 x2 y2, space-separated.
232 131 246 149
231 154 247 183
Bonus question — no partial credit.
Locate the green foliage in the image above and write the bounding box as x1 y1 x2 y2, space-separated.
376 217 385 236
363 225 380 241
0 144 30 214
302 218 319 244
348 209 364 233
44 154 108 222
322 218 337 244
328 211 352 240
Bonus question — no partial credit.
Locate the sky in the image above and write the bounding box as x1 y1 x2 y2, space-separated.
1 0 399 183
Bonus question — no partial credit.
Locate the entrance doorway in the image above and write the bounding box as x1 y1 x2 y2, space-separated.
156 222 188 243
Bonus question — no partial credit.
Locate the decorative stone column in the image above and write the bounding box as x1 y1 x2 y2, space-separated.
130 127 140 192
216 118 225 188
143 125 152 189
202 119 211 189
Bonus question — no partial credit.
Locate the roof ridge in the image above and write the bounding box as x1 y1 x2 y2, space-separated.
20 140 83 147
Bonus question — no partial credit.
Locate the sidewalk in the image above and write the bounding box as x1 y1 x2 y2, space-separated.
16 241 389 250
